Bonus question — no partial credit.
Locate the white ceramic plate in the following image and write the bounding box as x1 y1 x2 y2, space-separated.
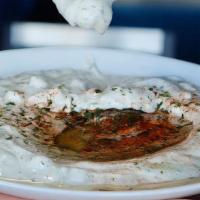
0 47 200 200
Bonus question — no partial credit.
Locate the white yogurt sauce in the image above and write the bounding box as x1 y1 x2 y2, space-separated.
52 0 115 33
0 64 200 190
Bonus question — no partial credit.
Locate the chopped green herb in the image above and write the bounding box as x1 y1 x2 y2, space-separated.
33 127 39 132
6 102 16 106
21 133 28 138
160 109 169 114
84 111 94 121
71 97 77 111
94 108 102 121
39 107 50 113
149 87 154 91
111 87 117 91
95 89 102 93
58 84 65 89
128 89 132 94
62 105 67 111
47 99 53 106
32 132 40 139
159 91 171 98
176 122 193 129
23 139 29 145
156 102 163 111
33 115 40 120
5 136 13 140
83 108 102 121
173 102 182 107
20 108 25 116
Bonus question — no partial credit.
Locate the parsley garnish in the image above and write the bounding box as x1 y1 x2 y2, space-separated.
47 99 53 106
173 102 181 107
84 111 94 121
70 97 77 111
83 108 102 121
111 87 117 91
149 87 154 91
40 107 50 113
159 91 171 98
5 136 13 140
6 102 16 106
20 108 25 116
156 102 163 110
58 84 65 89
95 89 102 93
